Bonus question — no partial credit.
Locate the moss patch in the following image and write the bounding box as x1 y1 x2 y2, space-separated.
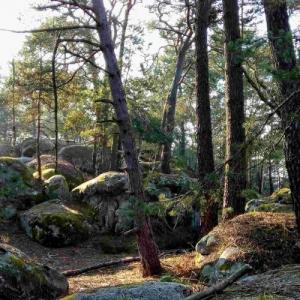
20 200 93 247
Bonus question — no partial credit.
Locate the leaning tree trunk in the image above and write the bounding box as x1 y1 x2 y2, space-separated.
195 0 218 234
92 0 161 276
263 0 300 232
160 35 192 174
222 0 247 220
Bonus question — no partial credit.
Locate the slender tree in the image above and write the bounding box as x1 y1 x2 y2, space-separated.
195 0 218 233
91 0 161 276
160 34 193 174
222 0 247 219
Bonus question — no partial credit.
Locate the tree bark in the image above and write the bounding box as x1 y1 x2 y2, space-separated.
222 0 247 220
263 0 300 233
268 159 274 195
195 0 218 234
52 37 60 173
92 0 161 276
160 35 193 174
11 60 17 153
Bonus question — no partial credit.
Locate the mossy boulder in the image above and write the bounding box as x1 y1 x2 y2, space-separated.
0 157 45 219
45 175 69 200
20 199 93 247
72 172 129 198
270 187 292 204
58 145 94 174
245 188 293 213
0 243 68 299
71 172 129 232
29 155 84 189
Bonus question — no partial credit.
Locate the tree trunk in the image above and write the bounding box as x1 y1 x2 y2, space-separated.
36 98 42 181
268 159 274 195
195 0 218 234
222 0 247 220
52 38 59 172
11 60 17 153
92 0 161 276
257 163 264 195
263 0 300 233
160 35 192 174
179 121 186 157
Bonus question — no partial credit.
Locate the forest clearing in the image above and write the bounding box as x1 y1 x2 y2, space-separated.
0 0 300 299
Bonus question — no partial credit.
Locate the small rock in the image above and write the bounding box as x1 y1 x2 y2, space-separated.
195 234 219 255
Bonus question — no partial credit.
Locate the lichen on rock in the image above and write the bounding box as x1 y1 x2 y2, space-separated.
0 243 68 299
20 199 93 247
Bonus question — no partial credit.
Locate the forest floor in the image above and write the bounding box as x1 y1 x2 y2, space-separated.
0 220 204 295
1 213 299 298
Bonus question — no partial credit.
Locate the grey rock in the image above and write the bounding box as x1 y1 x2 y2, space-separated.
71 172 129 233
63 282 192 300
20 199 91 247
58 145 94 174
45 175 69 200
195 234 219 255
0 243 68 299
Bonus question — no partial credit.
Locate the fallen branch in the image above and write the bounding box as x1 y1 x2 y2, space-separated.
62 248 192 277
62 256 140 277
185 264 252 300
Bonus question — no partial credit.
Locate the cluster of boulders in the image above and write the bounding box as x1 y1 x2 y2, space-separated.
245 187 293 213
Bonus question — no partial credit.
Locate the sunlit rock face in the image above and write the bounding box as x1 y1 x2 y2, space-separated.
71 172 131 233
0 243 69 299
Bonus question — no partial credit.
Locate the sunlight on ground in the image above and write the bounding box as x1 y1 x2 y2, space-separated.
68 253 204 294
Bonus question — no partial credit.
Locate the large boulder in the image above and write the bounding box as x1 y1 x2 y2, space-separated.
0 157 44 219
29 155 84 188
72 172 129 232
0 243 68 299
58 145 94 174
45 175 69 200
0 143 13 156
20 138 54 157
20 199 94 247
61 282 192 300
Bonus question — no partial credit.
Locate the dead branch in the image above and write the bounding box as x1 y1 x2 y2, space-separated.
62 256 140 277
185 264 252 300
